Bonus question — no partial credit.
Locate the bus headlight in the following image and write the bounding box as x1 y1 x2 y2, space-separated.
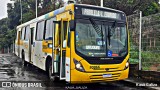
48 43 53 48
73 59 85 72
126 62 129 67
124 61 129 70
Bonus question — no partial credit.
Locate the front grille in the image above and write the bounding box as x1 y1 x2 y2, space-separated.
90 73 120 82
86 67 124 73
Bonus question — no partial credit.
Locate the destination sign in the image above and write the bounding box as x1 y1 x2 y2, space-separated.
82 8 122 20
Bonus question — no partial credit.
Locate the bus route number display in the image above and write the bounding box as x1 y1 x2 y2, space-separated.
82 8 121 20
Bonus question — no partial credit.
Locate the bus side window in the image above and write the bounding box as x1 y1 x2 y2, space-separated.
67 26 70 47
62 21 68 48
18 31 21 40
36 21 45 41
16 30 19 40
18 31 21 44
30 27 34 45
45 19 52 40
53 20 60 47
58 23 61 46
16 30 21 44
25 26 30 41
21 27 26 40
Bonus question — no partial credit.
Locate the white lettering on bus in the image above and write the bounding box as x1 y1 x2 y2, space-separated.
82 8 120 19
86 46 100 50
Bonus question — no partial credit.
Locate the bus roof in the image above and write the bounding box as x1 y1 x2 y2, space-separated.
17 4 125 29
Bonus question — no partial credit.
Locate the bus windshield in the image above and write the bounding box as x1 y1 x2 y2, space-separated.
75 18 127 57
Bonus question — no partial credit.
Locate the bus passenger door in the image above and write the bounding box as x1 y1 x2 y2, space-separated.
29 27 34 63
60 20 69 80
53 20 69 80
53 21 60 77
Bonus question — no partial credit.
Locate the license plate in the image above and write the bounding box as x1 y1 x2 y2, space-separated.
103 74 112 78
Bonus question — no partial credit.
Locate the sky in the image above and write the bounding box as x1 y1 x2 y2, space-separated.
0 0 13 20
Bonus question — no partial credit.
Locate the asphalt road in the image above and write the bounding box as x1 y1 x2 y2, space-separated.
0 54 151 90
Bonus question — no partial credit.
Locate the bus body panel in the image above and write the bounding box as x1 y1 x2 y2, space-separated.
34 41 45 70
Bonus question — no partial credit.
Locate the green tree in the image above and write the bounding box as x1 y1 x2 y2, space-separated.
143 2 160 16
0 18 10 49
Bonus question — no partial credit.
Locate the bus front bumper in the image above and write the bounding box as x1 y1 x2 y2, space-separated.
70 67 129 83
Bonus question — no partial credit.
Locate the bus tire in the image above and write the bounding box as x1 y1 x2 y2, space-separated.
22 51 27 66
48 60 59 82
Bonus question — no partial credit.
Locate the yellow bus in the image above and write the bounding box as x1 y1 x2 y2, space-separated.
15 4 129 83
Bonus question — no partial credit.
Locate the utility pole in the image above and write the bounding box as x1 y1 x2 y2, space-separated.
20 0 22 23
139 11 142 70
54 0 55 10
36 0 37 18
101 0 103 7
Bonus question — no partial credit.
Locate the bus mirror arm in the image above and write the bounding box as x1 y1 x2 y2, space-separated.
70 20 75 31
69 10 73 15
54 46 60 51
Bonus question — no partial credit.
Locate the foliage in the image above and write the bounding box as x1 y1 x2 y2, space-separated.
82 0 160 16
0 0 57 50
7 1 21 30
143 2 160 16
129 58 139 64
0 18 15 49
141 51 160 70
129 49 160 70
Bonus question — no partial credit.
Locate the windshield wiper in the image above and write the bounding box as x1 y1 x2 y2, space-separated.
89 18 104 47
108 27 111 46
108 21 117 46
